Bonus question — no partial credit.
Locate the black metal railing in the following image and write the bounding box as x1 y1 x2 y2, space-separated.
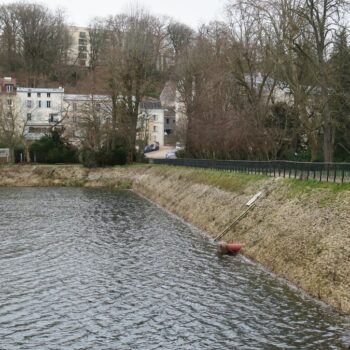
149 158 350 183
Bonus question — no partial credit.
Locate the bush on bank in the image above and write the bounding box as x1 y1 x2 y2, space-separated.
80 146 127 168
28 131 128 167
30 131 78 164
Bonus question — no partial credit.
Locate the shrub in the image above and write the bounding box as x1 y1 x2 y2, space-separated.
80 146 127 168
30 131 78 163
176 149 186 158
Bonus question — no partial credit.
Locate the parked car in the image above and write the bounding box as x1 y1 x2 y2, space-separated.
144 144 159 153
175 142 184 151
165 149 177 159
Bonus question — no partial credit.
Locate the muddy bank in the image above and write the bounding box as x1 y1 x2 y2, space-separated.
1 164 349 314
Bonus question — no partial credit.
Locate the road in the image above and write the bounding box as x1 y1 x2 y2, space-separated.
144 146 174 159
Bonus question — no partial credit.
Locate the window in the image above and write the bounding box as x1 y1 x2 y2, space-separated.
37 93 41 97
6 85 13 93
27 113 32 121
49 114 58 123
27 92 31 97
153 115 157 121
79 45 87 52
166 118 169 124
79 31 86 38
73 116 77 123
47 93 51 98
78 52 87 59
73 102 77 111
7 99 12 106
38 101 42 108
153 126 157 132
79 39 87 45
96 103 101 111
47 101 51 108
26 100 32 108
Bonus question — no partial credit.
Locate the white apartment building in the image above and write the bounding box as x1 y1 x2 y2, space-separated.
2 77 167 147
16 87 65 140
67 26 90 67
139 101 165 147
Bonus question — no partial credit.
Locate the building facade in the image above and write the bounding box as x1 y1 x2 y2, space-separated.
0 77 18 115
0 77 16 94
139 101 165 147
16 87 65 140
1 77 168 148
62 94 111 146
67 26 90 68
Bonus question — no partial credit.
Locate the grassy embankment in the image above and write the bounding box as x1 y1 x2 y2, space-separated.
0 163 349 314
133 165 350 315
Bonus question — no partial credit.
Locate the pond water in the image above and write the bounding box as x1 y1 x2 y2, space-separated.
0 188 349 349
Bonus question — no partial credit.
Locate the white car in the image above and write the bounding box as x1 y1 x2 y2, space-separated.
175 142 184 151
165 149 177 159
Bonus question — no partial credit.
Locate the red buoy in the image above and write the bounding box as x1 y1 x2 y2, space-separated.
218 242 244 255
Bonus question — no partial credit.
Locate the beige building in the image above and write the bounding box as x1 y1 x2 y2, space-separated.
67 26 90 67
63 94 111 146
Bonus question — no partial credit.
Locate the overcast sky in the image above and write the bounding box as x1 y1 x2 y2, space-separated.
2 0 227 29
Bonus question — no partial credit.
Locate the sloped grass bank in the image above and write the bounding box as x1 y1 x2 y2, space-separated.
134 166 350 315
0 164 349 314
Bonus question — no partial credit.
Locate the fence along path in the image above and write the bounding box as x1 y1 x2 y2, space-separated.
150 158 350 184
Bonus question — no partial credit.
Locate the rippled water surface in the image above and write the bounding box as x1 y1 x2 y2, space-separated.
0 188 349 349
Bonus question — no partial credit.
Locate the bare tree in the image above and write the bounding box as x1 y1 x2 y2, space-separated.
298 0 348 162
65 96 111 153
88 18 108 72
105 6 166 160
0 95 26 162
227 0 349 161
0 3 21 73
167 21 194 65
0 2 72 86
